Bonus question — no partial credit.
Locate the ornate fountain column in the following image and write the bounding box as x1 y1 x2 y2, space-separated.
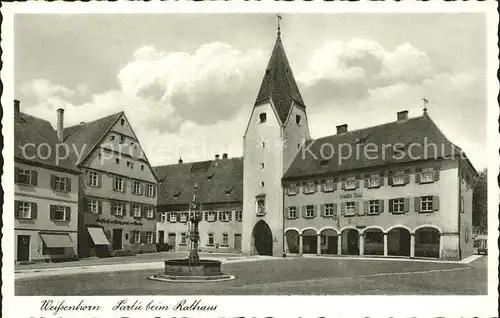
188 182 202 264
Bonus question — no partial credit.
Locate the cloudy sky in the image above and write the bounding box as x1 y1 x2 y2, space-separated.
15 13 487 169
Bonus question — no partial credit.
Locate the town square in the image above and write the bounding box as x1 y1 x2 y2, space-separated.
5 9 495 313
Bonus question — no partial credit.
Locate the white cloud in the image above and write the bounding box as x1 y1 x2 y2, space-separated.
18 39 485 168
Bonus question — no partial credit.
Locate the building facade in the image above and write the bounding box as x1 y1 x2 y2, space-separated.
154 156 243 253
14 100 80 263
63 111 158 257
240 33 476 260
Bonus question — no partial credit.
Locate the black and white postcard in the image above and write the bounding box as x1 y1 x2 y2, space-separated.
1 1 498 317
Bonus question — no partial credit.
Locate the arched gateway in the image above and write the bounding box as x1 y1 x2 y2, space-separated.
252 220 273 256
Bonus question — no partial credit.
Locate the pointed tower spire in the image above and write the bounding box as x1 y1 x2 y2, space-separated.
254 21 305 124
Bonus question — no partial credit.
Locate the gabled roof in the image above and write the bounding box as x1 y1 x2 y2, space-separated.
283 114 465 180
63 112 123 165
254 35 305 124
15 112 79 173
154 157 243 206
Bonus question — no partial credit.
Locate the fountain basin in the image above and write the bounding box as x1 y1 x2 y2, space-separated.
149 259 235 283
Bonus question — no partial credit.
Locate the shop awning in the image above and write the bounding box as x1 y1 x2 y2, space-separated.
40 233 74 248
87 227 110 245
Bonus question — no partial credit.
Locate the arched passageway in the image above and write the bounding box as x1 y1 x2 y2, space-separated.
363 228 384 255
341 229 359 255
285 229 300 254
302 229 317 254
320 229 339 255
415 227 440 258
387 227 411 256
252 220 273 256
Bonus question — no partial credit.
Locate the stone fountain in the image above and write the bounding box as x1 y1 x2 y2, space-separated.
149 182 235 282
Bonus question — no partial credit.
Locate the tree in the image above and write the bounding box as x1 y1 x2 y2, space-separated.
472 169 487 233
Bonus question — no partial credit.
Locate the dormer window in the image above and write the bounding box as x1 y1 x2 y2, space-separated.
296 114 301 125
259 113 267 123
356 136 367 144
109 135 115 141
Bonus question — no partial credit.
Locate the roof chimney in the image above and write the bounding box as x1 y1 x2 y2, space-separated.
14 99 20 115
178 157 183 164
57 108 64 142
336 124 348 134
222 153 228 159
215 154 220 160
397 110 409 122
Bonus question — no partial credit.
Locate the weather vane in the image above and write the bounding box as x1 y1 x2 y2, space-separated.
422 97 429 113
276 14 283 36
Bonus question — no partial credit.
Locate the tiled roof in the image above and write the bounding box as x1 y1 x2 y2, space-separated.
283 114 463 180
154 157 243 206
63 112 123 165
255 35 305 124
15 112 79 172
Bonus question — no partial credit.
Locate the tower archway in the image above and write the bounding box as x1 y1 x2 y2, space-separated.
252 220 273 256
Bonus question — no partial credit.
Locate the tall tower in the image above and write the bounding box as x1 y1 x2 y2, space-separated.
242 24 310 256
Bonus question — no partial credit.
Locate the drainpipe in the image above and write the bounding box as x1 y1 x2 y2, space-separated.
282 182 286 258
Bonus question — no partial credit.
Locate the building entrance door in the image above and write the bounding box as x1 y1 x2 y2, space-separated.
112 229 123 250
17 235 30 262
168 233 176 251
252 220 273 256
158 231 165 244
234 234 242 252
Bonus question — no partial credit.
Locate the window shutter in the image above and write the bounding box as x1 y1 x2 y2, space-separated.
404 198 410 212
123 179 127 192
156 210 161 222
218 211 223 221
415 168 421 183
152 232 156 244
228 211 232 221
320 204 325 217
388 172 393 186
98 201 103 215
404 169 411 184
66 178 71 192
355 179 360 189
31 202 38 219
50 205 55 220
333 179 338 190
433 168 440 181
214 211 218 221
388 199 393 213
50 175 56 190
378 200 384 213
313 205 317 218
340 202 346 216
141 232 146 243
355 202 361 215
433 196 440 211
204 211 208 221
152 207 156 220
364 176 369 188
66 207 71 222
31 171 38 186
15 168 20 183
332 203 338 216
123 203 127 216
341 177 346 190
379 172 385 186
97 172 102 188
363 201 369 215
112 177 116 191
130 232 135 243
14 201 20 219
301 206 306 218
301 183 306 194
414 197 421 212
